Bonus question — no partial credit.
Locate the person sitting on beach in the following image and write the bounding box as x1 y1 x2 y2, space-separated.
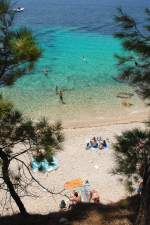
33 149 44 158
99 139 107 150
90 136 98 148
69 191 81 207
59 200 67 211
89 190 100 203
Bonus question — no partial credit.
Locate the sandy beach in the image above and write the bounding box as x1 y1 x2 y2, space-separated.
1 0 150 220
1 118 146 216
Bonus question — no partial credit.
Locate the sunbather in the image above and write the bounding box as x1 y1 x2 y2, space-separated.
90 190 100 203
90 136 98 148
59 200 67 211
99 139 107 150
69 191 81 207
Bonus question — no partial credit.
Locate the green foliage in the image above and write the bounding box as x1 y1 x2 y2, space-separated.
0 94 12 117
0 0 62 214
0 96 64 213
0 0 41 86
114 10 150 224
113 128 150 192
0 96 64 159
114 8 150 104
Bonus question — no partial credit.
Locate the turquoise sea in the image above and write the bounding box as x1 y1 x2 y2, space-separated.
1 0 150 126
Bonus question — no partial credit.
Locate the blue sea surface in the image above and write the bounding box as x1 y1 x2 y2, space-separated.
2 0 150 124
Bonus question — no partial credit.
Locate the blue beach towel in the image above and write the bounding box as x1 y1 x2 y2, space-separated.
31 159 42 171
31 157 59 172
104 143 109 151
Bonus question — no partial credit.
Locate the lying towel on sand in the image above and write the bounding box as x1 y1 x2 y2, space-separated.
86 141 109 152
31 157 59 172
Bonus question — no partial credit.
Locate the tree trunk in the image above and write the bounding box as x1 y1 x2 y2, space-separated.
136 162 150 225
0 149 28 216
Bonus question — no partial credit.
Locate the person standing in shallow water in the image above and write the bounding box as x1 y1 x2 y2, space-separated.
59 90 65 104
55 86 59 95
43 68 48 77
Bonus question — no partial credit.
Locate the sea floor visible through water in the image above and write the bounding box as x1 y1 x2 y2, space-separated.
1 29 149 127
1 84 148 128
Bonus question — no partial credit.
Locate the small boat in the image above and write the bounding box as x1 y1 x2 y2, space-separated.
13 7 24 13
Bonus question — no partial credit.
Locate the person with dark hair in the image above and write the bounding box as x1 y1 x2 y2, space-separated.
102 140 107 148
69 191 81 208
89 190 100 203
59 200 67 211
90 136 98 148
99 139 107 150
59 90 65 104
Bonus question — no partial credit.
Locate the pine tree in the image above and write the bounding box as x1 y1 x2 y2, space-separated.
114 8 150 105
0 0 41 86
0 95 64 215
113 8 150 225
0 0 64 215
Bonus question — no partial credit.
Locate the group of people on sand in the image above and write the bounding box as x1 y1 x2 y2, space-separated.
86 136 108 150
59 189 100 211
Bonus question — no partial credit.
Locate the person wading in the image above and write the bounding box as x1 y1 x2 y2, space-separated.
59 90 65 104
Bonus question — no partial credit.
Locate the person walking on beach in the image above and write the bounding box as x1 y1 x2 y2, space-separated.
59 90 65 104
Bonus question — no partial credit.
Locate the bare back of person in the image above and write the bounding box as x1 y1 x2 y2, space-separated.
90 190 100 203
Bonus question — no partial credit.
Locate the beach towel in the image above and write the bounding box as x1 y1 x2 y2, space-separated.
81 183 91 202
31 159 42 172
104 143 109 151
31 157 59 172
64 178 83 190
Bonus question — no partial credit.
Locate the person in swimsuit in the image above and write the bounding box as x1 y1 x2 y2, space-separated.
90 190 100 203
59 90 65 104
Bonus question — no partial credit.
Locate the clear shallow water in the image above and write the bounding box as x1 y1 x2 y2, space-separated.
2 0 150 125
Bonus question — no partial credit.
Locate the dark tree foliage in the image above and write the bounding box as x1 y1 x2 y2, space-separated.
113 8 150 225
113 128 150 192
114 8 150 105
0 0 41 86
0 95 64 215
0 1 63 215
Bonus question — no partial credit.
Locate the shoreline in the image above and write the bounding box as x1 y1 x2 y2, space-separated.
51 110 149 130
62 119 146 130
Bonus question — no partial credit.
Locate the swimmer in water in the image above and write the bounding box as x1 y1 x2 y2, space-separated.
43 68 48 77
55 86 59 95
82 56 87 61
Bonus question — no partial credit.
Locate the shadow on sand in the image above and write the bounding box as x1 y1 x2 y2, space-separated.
0 195 139 225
